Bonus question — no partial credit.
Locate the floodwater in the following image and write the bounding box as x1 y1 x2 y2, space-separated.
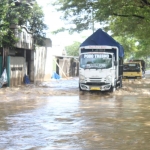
0 72 150 149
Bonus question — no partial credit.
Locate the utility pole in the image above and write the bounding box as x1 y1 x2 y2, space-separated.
92 10 94 33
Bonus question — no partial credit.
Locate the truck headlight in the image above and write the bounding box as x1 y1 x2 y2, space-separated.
105 75 112 82
80 75 85 80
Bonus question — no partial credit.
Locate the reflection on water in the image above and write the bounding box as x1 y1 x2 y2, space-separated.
0 95 150 150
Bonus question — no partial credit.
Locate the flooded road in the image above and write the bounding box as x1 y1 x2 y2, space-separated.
0 72 150 149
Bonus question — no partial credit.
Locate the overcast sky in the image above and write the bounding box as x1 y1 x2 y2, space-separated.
36 0 93 47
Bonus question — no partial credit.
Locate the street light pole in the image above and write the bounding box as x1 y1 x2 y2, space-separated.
92 10 95 33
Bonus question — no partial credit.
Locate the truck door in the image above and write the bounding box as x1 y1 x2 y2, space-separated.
112 54 117 78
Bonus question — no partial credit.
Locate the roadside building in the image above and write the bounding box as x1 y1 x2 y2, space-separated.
53 55 79 78
0 25 52 87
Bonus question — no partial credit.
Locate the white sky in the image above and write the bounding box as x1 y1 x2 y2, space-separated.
36 0 94 47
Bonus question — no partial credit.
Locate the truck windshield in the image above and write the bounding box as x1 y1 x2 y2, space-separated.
123 63 140 71
80 53 112 69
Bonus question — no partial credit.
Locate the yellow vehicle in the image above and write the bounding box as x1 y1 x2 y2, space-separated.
123 61 144 79
132 59 146 74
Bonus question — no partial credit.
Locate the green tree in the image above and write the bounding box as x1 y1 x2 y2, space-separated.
114 36 138 59
134 40 150 58
0 0 48 47
0 0 10 46
65 41 81 56
0 0 33 47
26 2 48 45
52 0 150 57
52 0 150 36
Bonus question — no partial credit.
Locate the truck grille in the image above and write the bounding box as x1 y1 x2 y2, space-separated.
89 78 102 79
89 78 104 83
90 80 102 82
86 82 108 86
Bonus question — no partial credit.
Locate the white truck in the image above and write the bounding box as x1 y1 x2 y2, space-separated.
79 29 124 92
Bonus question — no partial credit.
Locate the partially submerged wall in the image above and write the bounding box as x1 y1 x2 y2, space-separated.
34 47 52 84
8 56 26 87
34 47 46 84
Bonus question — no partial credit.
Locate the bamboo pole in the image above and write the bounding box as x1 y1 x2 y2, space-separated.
53 57 68 78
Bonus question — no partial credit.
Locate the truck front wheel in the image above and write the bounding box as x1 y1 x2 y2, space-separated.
79 84 83 91
109 85 116 92
119 77 122 88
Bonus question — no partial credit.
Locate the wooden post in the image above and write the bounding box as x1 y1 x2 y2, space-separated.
53 57 68 78
6 56 10 87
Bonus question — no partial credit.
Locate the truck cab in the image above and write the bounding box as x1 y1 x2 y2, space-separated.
79 46 123 92
79 29 124 92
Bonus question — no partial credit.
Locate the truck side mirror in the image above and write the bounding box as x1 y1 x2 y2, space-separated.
114 61 117 66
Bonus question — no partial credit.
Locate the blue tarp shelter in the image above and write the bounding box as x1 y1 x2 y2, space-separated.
80 29 124 58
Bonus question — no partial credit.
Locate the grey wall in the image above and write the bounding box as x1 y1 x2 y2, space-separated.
9 57 26 87
34 47 47 84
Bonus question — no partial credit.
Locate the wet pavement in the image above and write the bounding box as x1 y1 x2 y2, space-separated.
0 72 150 149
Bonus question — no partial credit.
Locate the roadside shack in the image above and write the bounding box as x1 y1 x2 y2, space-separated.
53 55 79 78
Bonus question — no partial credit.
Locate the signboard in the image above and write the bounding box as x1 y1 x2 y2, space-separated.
83 54 109 59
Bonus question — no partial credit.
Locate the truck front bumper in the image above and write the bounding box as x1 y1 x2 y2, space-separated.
80 83 111 91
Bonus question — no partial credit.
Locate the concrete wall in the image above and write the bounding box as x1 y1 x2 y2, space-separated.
14 27 33 50
44 47 53 80
8 47 52 86
34 47 51 84
9 57 26 87
10 25 33 50
30 51 34 82
33 47 54 83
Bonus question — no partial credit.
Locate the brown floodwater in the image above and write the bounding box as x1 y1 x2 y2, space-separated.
0 73 150 149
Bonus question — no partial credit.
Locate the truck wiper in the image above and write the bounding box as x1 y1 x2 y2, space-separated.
84 67 107 70
84 67 91 70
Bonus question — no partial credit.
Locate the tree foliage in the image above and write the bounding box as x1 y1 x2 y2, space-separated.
114 36 138 59
135 40 150 58
52 0 150 58
52 0 150 35
26 2 48 45
0 0 48 47
65 41 81 56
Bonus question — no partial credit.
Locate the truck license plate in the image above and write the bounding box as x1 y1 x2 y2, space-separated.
90 87 100 90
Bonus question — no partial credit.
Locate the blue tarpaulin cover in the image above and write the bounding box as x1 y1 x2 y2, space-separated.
0 68 8 88
80 29 124 57
52 72 61 79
